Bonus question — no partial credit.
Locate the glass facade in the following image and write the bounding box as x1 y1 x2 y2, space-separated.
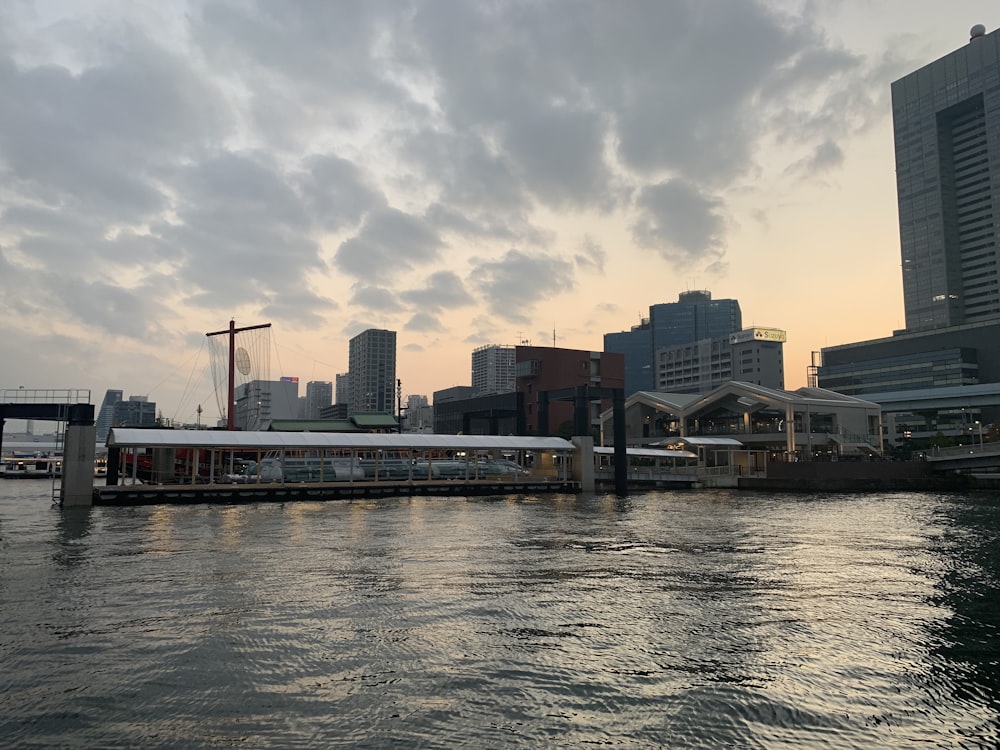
649 291 742 351
818 348 978 395
893 28 1000 331
605 291 742 397
604 323 653 396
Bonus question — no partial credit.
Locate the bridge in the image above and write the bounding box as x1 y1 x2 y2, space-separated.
1 388 95 505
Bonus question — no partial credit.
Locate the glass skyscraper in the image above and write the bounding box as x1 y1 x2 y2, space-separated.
604 290 742 397
649 291 742 352
893 25 1000 331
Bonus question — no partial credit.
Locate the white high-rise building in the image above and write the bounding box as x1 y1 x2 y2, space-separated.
234 378 299 430
471 344 516 396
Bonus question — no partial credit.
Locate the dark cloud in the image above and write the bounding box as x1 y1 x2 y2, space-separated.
0 36 226 221
574 236 606 273
632 180 726 264
0 0 916 405
295 155 386 232
260 290 337 330
470 249 575 323
785 139 845 178
335 208 443 279
405 312 442 332
348 284 404 313
400 271 475 311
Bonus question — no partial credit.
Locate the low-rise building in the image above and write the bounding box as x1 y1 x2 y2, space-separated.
657 327 785 393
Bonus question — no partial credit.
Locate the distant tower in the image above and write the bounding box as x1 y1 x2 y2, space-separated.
348 329 397 415
95 389 124 442
471 345 516 396
305 381 333 419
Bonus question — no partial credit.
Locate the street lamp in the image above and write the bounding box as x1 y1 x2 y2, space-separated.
976 420 984 450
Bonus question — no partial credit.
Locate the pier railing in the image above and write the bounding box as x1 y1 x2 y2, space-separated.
1 388 92 404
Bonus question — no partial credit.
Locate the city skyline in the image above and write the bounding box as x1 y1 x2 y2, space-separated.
1 2 997 423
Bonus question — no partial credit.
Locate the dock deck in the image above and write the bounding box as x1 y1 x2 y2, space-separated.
93 477 580 505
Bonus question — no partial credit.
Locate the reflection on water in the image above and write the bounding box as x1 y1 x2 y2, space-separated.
1 481 998 748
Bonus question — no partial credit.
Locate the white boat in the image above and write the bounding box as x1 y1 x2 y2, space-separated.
1 453 63 479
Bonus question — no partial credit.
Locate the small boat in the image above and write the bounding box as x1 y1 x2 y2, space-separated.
1 453 63 479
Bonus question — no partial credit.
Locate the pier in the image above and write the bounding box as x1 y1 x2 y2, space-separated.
1 389 94 505
96 428 591 506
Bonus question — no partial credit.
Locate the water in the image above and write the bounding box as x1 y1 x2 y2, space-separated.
1 482 998 748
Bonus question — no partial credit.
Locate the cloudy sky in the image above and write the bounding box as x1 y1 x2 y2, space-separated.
1 0 995 424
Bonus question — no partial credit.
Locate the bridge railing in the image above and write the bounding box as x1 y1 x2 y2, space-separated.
924 441 1000 461
1 388 92 404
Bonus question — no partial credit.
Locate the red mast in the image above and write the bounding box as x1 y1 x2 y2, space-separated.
206 320 271 430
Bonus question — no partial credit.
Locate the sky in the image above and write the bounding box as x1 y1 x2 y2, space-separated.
1 0 996 426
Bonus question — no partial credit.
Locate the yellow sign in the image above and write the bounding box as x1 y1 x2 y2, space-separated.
729 327 787 344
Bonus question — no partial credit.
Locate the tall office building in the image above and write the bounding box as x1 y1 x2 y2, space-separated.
113 395 157 429
471 345 516 395
893 24 1000 331
605 291 742 396
817 26 1000 434
348 328 397 415
95 389 123 442
604 320 653 395
335 373 350 407
305 381 333 420
650 290 742 351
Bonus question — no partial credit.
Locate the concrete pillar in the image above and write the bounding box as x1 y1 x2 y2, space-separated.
612 388 627 496
785 404 796 457
572 436 595 493
61 424 96 507
153 448 174 483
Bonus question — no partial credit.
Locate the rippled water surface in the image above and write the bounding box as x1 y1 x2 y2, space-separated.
2 483 999 748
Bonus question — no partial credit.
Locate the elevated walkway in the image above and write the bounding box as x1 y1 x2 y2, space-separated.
1 388 94 505
922 441 1000 472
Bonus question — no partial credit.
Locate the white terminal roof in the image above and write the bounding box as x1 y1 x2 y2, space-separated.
659 437 745 447
593 446 697 459
107 429 575 453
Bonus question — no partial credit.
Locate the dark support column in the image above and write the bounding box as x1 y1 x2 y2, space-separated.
107 446 121 486
538 392 550 436
613 388 627 496
574 385 589 437
62 404 96 507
